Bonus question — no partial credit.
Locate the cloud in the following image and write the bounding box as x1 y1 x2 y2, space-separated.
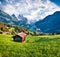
3 4 19 17
24 0 60 21
0 1 1 4
1 0 60 22
50 0 60 6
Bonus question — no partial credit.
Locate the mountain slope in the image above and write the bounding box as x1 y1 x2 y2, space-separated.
0 10 19 25
35 11 60 33
0 10 35 31
0 10 28 26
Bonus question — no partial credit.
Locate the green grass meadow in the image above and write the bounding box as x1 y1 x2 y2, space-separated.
0 34 60 57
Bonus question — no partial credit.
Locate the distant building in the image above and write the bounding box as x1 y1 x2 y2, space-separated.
2 32 10 35
12 32 27 42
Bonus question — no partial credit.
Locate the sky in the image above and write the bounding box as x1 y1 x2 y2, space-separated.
0 0 60 22
50 0 60 6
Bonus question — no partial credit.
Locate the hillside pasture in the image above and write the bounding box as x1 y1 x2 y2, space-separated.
0 34 60 57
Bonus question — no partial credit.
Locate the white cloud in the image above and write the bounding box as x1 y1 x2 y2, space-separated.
24 0 60 21
0 1 1 5
2 0 60 22
3 4 19 17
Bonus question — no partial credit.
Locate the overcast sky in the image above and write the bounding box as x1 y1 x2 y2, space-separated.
0 0 60 21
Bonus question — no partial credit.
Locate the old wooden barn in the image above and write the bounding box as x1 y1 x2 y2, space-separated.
12 32 27 42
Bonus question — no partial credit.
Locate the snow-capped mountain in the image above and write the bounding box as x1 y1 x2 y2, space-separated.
35 11 60 33
0 0 60 22
0 10 36 31
0 10 27 25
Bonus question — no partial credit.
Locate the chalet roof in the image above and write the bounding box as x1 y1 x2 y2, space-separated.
18 32 27 38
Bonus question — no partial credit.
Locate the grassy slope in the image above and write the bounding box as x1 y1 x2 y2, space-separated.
0 34 60 57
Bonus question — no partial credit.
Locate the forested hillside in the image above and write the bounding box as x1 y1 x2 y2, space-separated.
0 22 38 35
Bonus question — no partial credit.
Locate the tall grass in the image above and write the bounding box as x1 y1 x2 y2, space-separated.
0 34 60 57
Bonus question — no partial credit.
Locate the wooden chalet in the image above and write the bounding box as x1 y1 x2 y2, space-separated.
12 32 27 42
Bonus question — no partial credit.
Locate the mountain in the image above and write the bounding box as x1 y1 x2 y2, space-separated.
0 22 33 35
11 14 18 21
35 11 60 33
18 14 28 26
0 10 12 23
18 14 24 20
0 10 28 25
18 14 36 31
0 10 19 25
0 10 35 31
